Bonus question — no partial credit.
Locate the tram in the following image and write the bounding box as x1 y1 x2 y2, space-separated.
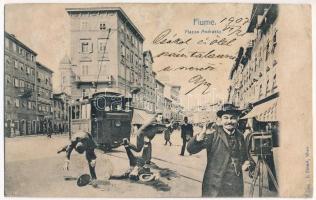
70 91 133 151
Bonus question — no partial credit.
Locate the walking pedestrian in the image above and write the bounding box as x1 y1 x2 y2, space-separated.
164 119 172 146
180 116 193 156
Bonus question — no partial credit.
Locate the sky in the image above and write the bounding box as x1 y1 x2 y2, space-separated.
5 3 252 109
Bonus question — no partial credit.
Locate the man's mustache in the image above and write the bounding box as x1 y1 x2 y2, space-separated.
224 123 235 126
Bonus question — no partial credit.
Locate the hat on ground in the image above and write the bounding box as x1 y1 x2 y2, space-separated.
216 103 242 117
77 174 91 187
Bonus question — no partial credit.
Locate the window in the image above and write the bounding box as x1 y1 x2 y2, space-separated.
120 43 126 57
82 89 87 97
19 80 25 88
120 32 125 41
266 80 270 94
266 41 270 60
14 60 19 69
98 39 107 53
131 36 134 46
81 65 89 75
20 62 24 71
100 22 106 30
126 32 130 41
26 66 31 74
19 47 23 55
13 43 17 53
126 48 130 62
21 100 26 108
15 99 20 107
272 31 277 53
7 40 13 51
14 78 19 87
5 38 9 49
80 20 88 30
62 76 66 84
272 74 277 92
80 39 92 53
5 75 11 85
5 96 11 105
131 72 134 83
81 42 89 53
259 84 263 98
27 101 32 110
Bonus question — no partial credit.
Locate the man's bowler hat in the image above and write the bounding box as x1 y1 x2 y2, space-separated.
77 174 91 187
216 103 242 117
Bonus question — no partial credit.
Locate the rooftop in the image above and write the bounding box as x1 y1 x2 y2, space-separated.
60 54 71 65
36 62 54 74
66 7 145 41
4 31 38 56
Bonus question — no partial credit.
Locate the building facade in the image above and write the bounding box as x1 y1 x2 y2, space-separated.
4 32 53 136
227 4 279 189
142 51 156 113
228 5 278 111
155 79 165 113
52 92 70 133
163 97 172 120
36 62 54 134
61 7 145 102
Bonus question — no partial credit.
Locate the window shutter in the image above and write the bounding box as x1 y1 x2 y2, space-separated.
90 43 93 53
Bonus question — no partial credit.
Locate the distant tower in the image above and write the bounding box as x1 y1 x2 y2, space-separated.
59 54 73 95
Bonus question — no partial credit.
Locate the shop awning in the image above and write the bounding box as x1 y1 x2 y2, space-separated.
132 109 154 125
242 98 278 122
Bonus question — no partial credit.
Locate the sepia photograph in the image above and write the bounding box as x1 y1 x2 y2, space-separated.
3 2 313 198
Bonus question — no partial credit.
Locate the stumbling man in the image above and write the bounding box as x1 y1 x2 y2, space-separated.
187 103 250 197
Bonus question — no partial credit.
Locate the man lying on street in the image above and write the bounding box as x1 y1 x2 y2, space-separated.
112 113 175 180
58 131 98 180
187 103 251 197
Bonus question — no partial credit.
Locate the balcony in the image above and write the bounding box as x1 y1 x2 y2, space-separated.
17 88 33 98
74 75 113 84
37 96 51 104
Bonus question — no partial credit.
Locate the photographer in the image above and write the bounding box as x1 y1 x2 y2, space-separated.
187 103 251 197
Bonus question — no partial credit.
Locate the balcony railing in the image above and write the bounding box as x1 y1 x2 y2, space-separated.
74 75 112 83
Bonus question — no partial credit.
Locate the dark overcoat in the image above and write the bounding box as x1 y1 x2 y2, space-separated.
187 126 247 197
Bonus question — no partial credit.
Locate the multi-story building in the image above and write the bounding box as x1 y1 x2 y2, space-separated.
52 92 70 133
4 32 53 136
163 83 182 120
228 4 278 122
4 32 37 136
36 62 54 133
142 51 156 113
227 5 279 189
163 97 172 120
155 79 165 113
61 7 144 103
170 85 181 104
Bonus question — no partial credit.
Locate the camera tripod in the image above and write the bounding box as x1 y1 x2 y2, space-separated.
249 155 279 197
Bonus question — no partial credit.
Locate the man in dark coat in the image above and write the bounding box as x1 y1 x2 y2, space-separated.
187 103 249 197
58 131 98 180
180 116 193 156
114 113 172 180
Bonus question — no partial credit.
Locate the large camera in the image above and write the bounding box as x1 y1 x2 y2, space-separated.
246 131 273 156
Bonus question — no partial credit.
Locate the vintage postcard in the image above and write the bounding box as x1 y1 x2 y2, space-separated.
3 2 312 198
